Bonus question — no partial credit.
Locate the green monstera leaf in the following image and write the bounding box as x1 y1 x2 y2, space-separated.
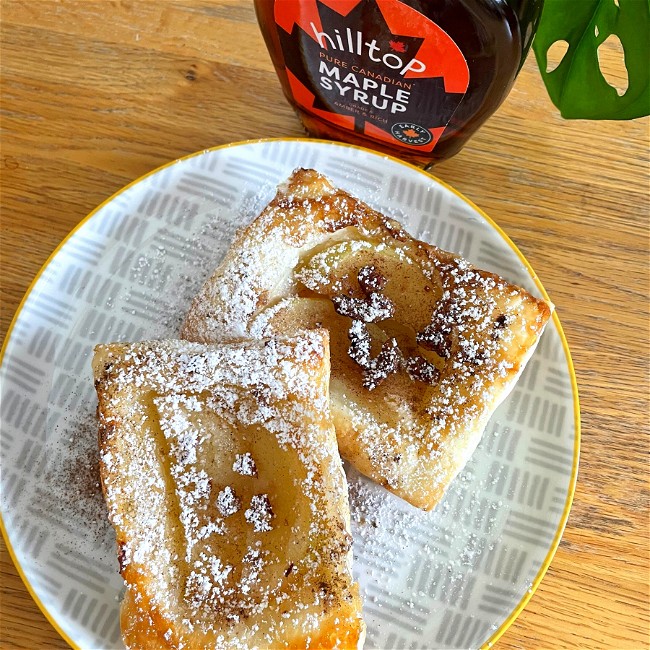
533 0 650 119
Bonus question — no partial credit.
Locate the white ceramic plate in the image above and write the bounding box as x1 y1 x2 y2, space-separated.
0 139 579 650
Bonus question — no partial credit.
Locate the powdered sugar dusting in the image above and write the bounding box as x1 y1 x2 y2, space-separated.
217 486 241 517
345 455 510 639
233 453 258 477
244 495 274 533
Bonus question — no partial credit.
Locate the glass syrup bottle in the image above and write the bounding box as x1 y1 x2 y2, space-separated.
254 0 543 165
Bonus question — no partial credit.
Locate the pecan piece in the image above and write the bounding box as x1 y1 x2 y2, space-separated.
332 292 394 323
245 494 274 533
492 313 509 339
362 338 401 391
233 452 258 477
358 265 387 294
216 486 241 517
417 324 452 358
348 319 371 366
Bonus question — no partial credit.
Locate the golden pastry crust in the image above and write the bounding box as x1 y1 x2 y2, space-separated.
93 333 365 649
181 169 552 511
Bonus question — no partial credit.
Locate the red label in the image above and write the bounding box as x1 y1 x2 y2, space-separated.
274 0 469 151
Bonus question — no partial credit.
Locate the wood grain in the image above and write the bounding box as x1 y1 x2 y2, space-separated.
1 1 648 648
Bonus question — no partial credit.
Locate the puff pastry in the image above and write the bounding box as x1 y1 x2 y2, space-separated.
182 169 552 511
93 333 365 649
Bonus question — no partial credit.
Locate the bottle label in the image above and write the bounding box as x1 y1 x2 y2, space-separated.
273 0 470 152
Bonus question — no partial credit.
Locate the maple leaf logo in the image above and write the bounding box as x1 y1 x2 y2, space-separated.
402 128 420 138
389 39 406 53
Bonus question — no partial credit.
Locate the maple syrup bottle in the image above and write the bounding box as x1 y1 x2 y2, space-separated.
254 0 543 165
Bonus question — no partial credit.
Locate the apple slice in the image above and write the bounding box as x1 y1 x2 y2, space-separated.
295 240 441 334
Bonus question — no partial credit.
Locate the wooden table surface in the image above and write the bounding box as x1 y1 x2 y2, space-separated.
1 1 648 648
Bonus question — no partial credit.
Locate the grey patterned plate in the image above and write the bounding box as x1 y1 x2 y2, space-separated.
0 139 579 650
